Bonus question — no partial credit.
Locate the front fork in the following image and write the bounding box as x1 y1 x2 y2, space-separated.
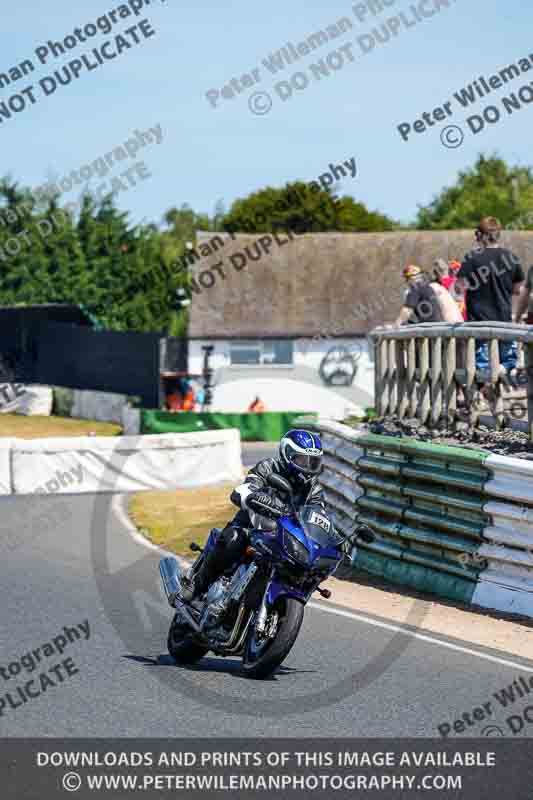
255 569 307 636
254 571 274 635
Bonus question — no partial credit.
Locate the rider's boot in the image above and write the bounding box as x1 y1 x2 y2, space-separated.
180 525 247 603
179 548 221 602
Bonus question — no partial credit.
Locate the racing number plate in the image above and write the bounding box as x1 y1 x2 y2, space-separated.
308 511 331 532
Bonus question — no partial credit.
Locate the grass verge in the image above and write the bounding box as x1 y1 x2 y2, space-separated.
0 414 121 438
128 484 235 557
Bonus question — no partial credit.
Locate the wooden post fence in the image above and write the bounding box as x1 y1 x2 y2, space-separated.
370 322 533 439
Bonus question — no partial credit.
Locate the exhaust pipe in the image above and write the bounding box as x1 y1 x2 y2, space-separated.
159 557 182 606
159 557 203 633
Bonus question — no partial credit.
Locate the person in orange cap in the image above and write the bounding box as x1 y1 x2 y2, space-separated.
393 264 462 327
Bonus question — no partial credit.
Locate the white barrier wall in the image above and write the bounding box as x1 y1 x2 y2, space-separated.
121 407 141 435
70 389 133 425
0 439 15 494
6 430 243 495
16 386 54 416
475 454 533 617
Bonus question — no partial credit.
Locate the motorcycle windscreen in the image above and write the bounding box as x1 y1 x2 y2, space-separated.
298 505 342 550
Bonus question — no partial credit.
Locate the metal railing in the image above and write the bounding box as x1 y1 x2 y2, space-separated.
370 322 533 439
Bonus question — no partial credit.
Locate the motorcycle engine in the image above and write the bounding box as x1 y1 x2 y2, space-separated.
200 577 231 631
206 577 229 606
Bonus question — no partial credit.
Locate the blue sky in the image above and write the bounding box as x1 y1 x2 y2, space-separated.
2 0 532 228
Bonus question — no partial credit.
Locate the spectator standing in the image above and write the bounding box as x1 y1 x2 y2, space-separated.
248 396 266 412
457 217 524 373
393 264 463 327
181 380 196 411
433 259 467 319
194 383 205 411
433 258 451 288
392 265 465 406
449 260 467 320
166 380 183 412
513 264 533 325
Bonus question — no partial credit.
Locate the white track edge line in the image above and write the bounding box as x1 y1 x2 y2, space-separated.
308 602 533 672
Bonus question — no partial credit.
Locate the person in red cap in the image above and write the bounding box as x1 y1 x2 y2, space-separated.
434 259 467 319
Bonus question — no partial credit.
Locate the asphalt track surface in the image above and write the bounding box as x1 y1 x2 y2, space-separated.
1 452 533 738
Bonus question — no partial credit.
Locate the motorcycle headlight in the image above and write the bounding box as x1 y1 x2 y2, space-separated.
314 555 339 573
283 531 310 565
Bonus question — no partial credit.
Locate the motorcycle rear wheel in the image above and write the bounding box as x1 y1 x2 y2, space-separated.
167 613 209 664
241 598 304 679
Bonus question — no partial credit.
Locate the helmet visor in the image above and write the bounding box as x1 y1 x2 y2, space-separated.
291 452 322 474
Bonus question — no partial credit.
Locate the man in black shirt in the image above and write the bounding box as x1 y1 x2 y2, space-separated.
393 264 443 326
392 264 463 327
513 264 533 325
457 217 524 372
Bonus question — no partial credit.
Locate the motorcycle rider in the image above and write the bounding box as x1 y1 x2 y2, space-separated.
179 429 326 602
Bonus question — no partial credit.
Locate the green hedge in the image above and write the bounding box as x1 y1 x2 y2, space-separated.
140 411 318 442
52 387 74 417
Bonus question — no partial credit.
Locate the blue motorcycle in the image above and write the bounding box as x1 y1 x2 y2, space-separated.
159 474 374 679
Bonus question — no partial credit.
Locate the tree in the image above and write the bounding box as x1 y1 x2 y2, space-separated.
0 181 180 334
212 199 226 231
416 154 533 229
158 203 215 332
221 181 396 233
162 204 210 240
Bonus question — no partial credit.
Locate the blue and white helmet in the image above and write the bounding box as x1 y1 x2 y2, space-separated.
279 430 323 483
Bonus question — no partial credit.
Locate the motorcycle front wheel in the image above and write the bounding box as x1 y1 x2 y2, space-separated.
167 613 209 665
241 598 304 679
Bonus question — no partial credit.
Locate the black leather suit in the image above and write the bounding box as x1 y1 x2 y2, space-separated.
193 457 326 596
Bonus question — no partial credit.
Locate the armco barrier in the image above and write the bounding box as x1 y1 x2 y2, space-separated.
304 420 533 618
141 410 317 442
2 430 243 495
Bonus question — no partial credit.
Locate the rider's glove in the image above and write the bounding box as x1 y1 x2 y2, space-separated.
247 491 287 518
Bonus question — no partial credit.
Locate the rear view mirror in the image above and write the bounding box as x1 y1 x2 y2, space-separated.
356 525 375 544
